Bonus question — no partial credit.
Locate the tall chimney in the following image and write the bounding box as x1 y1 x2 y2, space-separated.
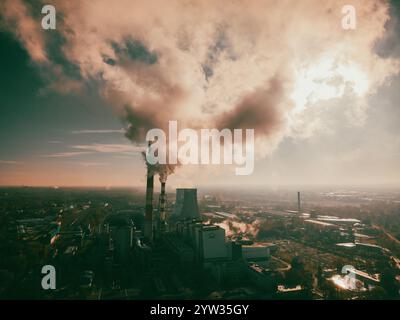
158 176 167 233
144 143 154 241
297 191 301 213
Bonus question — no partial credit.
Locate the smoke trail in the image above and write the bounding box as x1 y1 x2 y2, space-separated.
141 149 176 179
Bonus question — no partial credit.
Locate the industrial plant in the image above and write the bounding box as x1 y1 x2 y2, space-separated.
1 170 400 299
109 161 278 295
1 157 400 300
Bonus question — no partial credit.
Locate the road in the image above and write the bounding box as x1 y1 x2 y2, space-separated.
373 224 400 246
271 256 291 271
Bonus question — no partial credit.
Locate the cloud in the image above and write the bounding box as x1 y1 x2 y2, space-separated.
72 143 144 153
1 0 399 169
45 151 92 158
76 162 109 167
0 0 48 63
44 143 145 158
55 1 398 150
71 129 124 134
0 160 19 165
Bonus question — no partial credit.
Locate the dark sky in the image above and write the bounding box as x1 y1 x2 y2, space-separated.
0 31 144 187
0 32 119 155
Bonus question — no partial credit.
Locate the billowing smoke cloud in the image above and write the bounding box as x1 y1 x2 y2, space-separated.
142 149 176 179
216 218 261 238
217 75 288 133
216 73 292 155
1 0 399 173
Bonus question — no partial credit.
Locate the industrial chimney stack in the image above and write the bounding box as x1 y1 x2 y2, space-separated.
297 191 301 213
157 175 167 234
144 144 154 241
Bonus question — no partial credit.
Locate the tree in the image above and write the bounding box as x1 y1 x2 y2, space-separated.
380 268 398 298
365 286 387 300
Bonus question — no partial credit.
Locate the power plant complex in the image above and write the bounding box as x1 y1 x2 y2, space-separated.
8 161 393 300
100 159 277 293
98 162 389 300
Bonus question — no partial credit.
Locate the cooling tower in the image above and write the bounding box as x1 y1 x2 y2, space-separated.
173 188 200 219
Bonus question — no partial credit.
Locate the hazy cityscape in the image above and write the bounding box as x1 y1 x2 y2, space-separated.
1 183 400 300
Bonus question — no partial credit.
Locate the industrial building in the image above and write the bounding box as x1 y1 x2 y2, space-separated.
175 219 228 263
198 225 227 262
163 234 195 264
104 213 135 263
247 263 275 292
139 178 282 291
242 243 271 262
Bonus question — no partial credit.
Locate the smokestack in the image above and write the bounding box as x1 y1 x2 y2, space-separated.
144 143 154 241
297 191 301 213
157 174 167 234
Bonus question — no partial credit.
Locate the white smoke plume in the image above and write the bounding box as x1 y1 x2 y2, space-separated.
216 218 261 238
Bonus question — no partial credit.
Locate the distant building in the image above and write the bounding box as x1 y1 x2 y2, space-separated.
305 219 338 229
242 243 271 262
310 210 318 219
277 284 303 293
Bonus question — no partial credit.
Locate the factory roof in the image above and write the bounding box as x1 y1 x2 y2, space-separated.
305 219 337 227
336 242 356 248
242 243 269 248
214 212 237 219
355 242 389 253
201 225 223 231
317 216 360 223
277 285 303 293
104 213 134 227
